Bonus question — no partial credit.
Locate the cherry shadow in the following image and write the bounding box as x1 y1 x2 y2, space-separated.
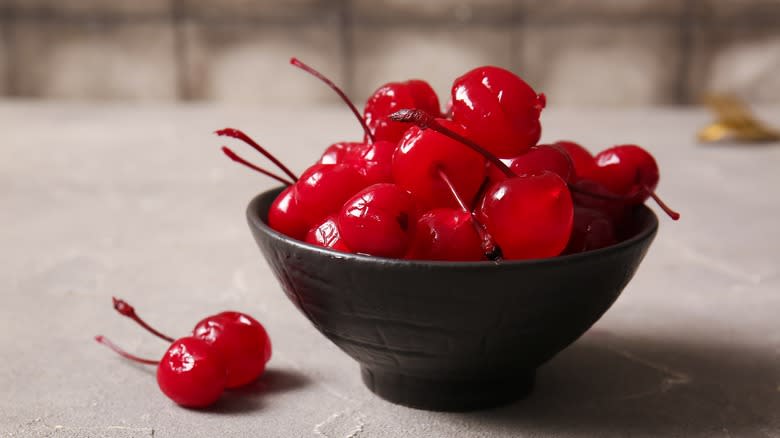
205 367 312 415
460 331 779 437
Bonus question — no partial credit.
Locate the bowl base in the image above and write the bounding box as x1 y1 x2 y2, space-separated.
360 366 535 412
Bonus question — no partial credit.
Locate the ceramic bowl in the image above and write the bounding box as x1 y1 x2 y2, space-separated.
247 187 658 411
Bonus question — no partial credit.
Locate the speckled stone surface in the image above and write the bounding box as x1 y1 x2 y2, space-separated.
1 102 778 437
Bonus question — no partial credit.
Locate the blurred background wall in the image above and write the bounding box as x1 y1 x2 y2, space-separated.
0 0 778 106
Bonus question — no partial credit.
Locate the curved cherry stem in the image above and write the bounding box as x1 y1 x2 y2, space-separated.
222 147 295 186
569 183 680 220
94 335 159 365
390 109 515 178
290 57 375 143
437 167 503 261
216 128 298 182
112 297 175 343
644 186 680 220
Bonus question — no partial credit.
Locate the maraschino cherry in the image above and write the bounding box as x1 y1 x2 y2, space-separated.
592 145 680 220
295 162 368 228
407 168 499 261
337 183 417 258
100 298 272 407
364 79 441 144
477 171 573 259
407 209 483 261
451 66 546 158
305 215 351 252
95 335 226 408
393 120 486 211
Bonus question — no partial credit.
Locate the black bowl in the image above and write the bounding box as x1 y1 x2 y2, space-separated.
247 188 658 411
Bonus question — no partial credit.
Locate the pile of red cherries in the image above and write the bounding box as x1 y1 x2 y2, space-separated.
221 58 679 262
96 298 271 408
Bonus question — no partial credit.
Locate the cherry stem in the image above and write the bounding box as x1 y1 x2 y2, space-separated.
390 109 515 178
94 335 159 365
570 183 680 220
437 167 503 261
112 297 175 343
644 186 681 220
290 57 375 143
222 147 295 186
216 128 298 182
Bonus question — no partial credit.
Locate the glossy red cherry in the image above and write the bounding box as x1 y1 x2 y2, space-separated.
451 66 545 158
320 139 395 184
594 145 658 201
488 144 573 185
268 185 310 240
95 335 226 408
477 171 574 259
406 209 484 261
364 80 441 143
214 312 272 364
305 215 352 252
193 312 270 389
564 207 617 254
554 141 597 181
355 140 396 182
393 120 485 211
295 163 367 228
157 337 227 407
320 142 368 165
593 144 679 220
337 183 417 258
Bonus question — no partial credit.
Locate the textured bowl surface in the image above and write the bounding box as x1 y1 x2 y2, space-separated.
248 188 658 411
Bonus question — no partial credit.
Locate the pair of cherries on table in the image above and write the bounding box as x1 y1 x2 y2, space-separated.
96 298 271 408
221 58 679 262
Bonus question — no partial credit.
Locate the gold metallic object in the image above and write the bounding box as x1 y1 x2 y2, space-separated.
698 95 780 143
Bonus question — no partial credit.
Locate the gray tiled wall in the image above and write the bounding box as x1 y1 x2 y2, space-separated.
1 0 778 105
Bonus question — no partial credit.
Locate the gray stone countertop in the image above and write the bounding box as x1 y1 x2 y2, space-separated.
0 102 778 437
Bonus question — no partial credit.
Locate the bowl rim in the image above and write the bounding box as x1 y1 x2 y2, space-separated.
247 187 659 268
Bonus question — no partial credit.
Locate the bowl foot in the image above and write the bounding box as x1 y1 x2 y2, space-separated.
360 366 535 412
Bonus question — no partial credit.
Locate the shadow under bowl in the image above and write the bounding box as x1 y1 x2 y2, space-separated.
247 188 658 411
